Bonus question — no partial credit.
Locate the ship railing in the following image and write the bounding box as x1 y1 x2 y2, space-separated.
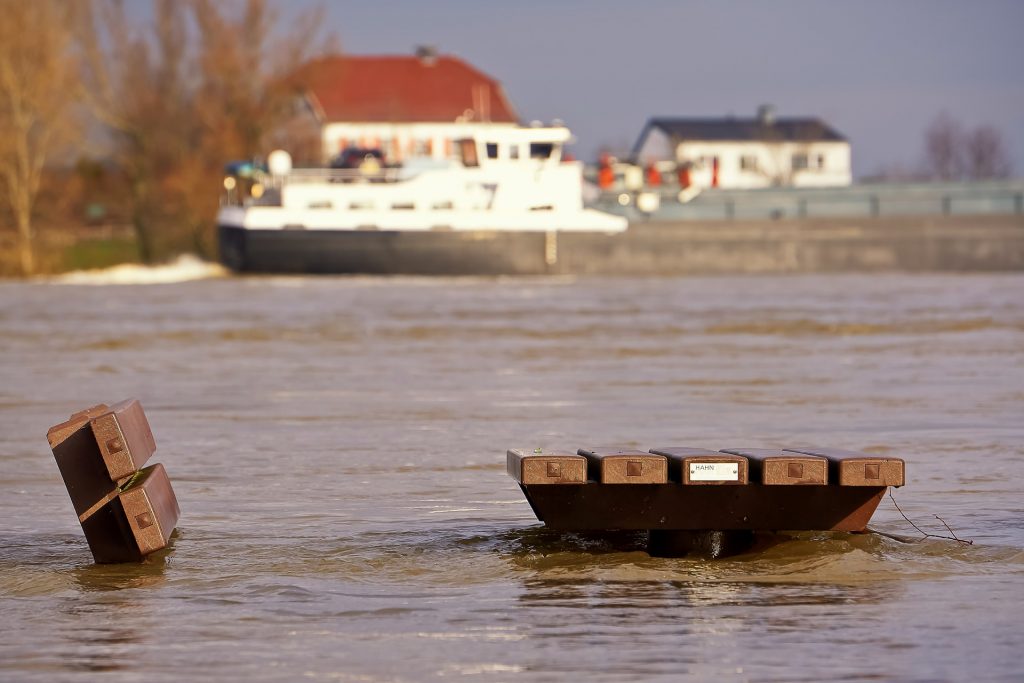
279 168 404 185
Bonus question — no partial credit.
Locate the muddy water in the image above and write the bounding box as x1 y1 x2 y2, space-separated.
1 273 1022 681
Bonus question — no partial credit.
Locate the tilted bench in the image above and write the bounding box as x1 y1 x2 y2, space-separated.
47 400 180 564
508 445 904 556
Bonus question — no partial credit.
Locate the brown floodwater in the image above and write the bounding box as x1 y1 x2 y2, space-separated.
1 272 1022 681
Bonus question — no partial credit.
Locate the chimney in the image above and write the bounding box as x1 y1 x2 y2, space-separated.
415 45 438 66
757 104 776 126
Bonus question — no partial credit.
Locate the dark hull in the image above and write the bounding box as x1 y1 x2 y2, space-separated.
219 216 1024 275
219 225 563 275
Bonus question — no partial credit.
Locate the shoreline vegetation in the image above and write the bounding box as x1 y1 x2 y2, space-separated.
0 223 139 277
0 0 333 278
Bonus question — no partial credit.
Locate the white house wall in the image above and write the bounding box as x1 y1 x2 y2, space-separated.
322 122 518 163
675 140 851 188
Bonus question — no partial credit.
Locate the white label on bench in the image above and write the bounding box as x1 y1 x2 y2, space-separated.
689 462 739 481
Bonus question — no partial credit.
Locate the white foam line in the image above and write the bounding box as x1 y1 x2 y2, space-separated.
48 255 228 286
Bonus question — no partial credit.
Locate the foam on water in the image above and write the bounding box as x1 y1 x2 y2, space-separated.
49 255 228 286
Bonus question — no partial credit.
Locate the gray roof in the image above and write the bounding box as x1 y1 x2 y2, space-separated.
642 117 847 144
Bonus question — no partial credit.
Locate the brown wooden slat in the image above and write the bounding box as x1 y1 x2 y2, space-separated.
720 447 828 485
506 449 587 485
577 447 667 484
51 420 120 519
79 498 144 563
649 447 748 485
48 400 179 564
90 399 157 482
119 464 180 555
46 404 109 449
783 446 905 487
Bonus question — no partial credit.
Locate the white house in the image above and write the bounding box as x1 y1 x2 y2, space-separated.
290 47 520 165
632 106 851 189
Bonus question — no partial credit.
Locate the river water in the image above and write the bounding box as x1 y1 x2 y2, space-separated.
1 271 1022 681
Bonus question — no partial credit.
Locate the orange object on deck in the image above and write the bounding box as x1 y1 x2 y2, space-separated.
646 163 662 187
678 166 691 189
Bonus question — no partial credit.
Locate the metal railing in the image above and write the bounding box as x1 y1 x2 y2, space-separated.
594 180 1024 221
283 168 404 184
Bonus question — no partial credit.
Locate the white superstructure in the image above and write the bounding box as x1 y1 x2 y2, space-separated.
219 125 627 234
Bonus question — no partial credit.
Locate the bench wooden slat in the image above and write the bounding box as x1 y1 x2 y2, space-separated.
90 399 157 482
522 484 887 532
506 449 587 485
577 447 667 484
46 404 110 449
649 447 748 485
720 448 828 485
51 421 120 519
118 463 180 555
783 446 905 487
48 399 179 564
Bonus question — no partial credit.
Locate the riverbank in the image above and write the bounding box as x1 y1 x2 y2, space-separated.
5 214 1023 277
0 224 140 278
551 214 1024 274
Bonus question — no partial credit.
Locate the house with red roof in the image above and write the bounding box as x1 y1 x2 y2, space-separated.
292 47 520 164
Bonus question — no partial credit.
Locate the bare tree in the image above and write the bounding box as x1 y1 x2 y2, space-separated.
0 0 81 275
922 113 1013 181
76 0 332 261
965 125 1012 180
184 0 332 254
924 112 966 181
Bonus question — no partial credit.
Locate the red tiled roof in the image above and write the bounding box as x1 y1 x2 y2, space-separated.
293 54 518 124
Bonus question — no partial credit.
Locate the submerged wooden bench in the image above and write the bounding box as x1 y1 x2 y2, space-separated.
48 400 180 564
508 445 904 555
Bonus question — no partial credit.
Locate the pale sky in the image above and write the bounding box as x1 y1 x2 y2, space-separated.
289 0 1024 178
138 0 1024 178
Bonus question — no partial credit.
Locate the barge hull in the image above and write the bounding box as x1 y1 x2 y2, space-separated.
219 225 558 275
219 215 1024 275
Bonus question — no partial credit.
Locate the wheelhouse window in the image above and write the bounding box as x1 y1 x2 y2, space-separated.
529 142 555 160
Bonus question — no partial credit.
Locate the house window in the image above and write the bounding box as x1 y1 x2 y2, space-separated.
457 139 479 167
414 139 431 156
815 154 826 169
509 145 520 160
792 153 809 170
486 142 499 159
740 155 758 171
